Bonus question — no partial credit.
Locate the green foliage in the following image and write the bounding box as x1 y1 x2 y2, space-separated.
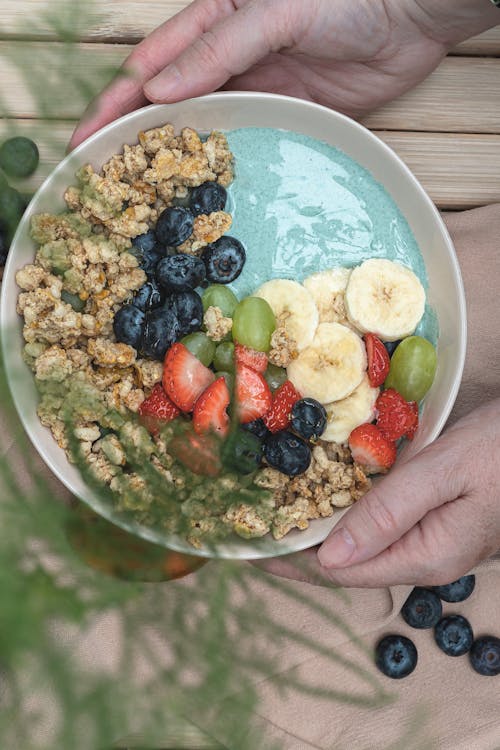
0 346 396 748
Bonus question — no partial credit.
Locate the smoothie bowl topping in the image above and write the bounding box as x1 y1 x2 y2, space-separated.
14 122 437 549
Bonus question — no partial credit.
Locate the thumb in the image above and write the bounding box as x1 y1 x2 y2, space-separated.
143 0 292 102
317 433 466 570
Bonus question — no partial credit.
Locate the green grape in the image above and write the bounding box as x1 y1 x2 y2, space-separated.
213 341 235 372
264 363 288 392
201 285 239 317
0 136 39 178
181 331 216 367
0 185 25 238
214 371 234 393
61 290 86 312
385 336 437 402
221 428 262 475
232 297 276 352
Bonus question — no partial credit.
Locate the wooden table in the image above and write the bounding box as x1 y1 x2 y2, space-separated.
0 1 499 213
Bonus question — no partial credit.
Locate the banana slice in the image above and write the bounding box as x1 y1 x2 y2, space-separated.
322 375 379 444
303 267 352 324
287 322 366 403
253 279 318 351
345 258 425 341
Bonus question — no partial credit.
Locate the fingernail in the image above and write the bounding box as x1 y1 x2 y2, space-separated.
317 527 356 569
145 65 184 100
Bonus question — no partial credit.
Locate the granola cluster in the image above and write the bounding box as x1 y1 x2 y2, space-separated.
253 442 370 539
15 122 369 548
16 125 234 449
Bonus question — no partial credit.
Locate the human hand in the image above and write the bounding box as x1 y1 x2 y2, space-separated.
70 0 498 149
256 399 500 588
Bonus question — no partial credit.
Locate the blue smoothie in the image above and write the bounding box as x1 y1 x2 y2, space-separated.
225 127 437 344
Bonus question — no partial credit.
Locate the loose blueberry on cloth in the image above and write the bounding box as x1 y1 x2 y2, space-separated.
469 636 500 676
375 635 418 679
432 575 476 602
401 587 443 629
434 615 474 657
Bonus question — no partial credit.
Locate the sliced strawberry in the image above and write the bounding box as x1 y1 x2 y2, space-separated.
235 363 272 424
138 383 181 434
405 401 419 440
163 342 215 412
348 423 397 474
193 377 230 437
376 388 419 442
263 380 302 433
365 333 390 388
169 429 222 477
234 343 268 373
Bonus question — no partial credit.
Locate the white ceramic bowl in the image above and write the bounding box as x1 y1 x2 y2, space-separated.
0 93 466 559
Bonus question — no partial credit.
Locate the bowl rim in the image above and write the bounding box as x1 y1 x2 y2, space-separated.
0 91 467 559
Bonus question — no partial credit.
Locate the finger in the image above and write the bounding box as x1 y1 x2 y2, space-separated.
70 0 235 149
317 432 467 570
256 491 489 588
253 548 334 587
320 492 487 588
143 0 294 103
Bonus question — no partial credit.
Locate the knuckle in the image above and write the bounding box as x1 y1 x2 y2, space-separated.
193 31 231 73
359 489 399 539
130 47 159 79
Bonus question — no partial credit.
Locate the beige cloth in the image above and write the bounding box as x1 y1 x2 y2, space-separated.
2 205 500 749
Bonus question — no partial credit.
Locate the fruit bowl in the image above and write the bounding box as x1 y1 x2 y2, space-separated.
0 93 466 559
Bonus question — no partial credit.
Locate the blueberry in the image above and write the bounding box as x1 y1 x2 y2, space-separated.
242 418 270 440
202 236 246 284
141 306 180 360
132 229 157 254
384 339 402 356
0 224 9 266
375 635 417 679
434 615 473 656
190 181 227 216
0 186 25 237
431 575 476 603
131 243 164 277
113 304 145 350
221 429 263 474
0 136 39 178
155 207 194 247
401 587 442 629
290 398 327 441
264 430 311 476
156 254 206 292
469 636 500 676
133 280 165 312
165 290 204 337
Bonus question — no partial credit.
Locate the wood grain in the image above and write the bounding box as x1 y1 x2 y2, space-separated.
1 1 499 53
453 27 500 56
2 119 499 210
361 57 500 134
1 42 500 135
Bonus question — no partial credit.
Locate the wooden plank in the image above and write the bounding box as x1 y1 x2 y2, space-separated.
2 41 500 135
1 0 499 53
452 26 500 56
378 131 500 210
361 57 500 134
2 120 499 211
0 41 126 120
0 0 184 43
